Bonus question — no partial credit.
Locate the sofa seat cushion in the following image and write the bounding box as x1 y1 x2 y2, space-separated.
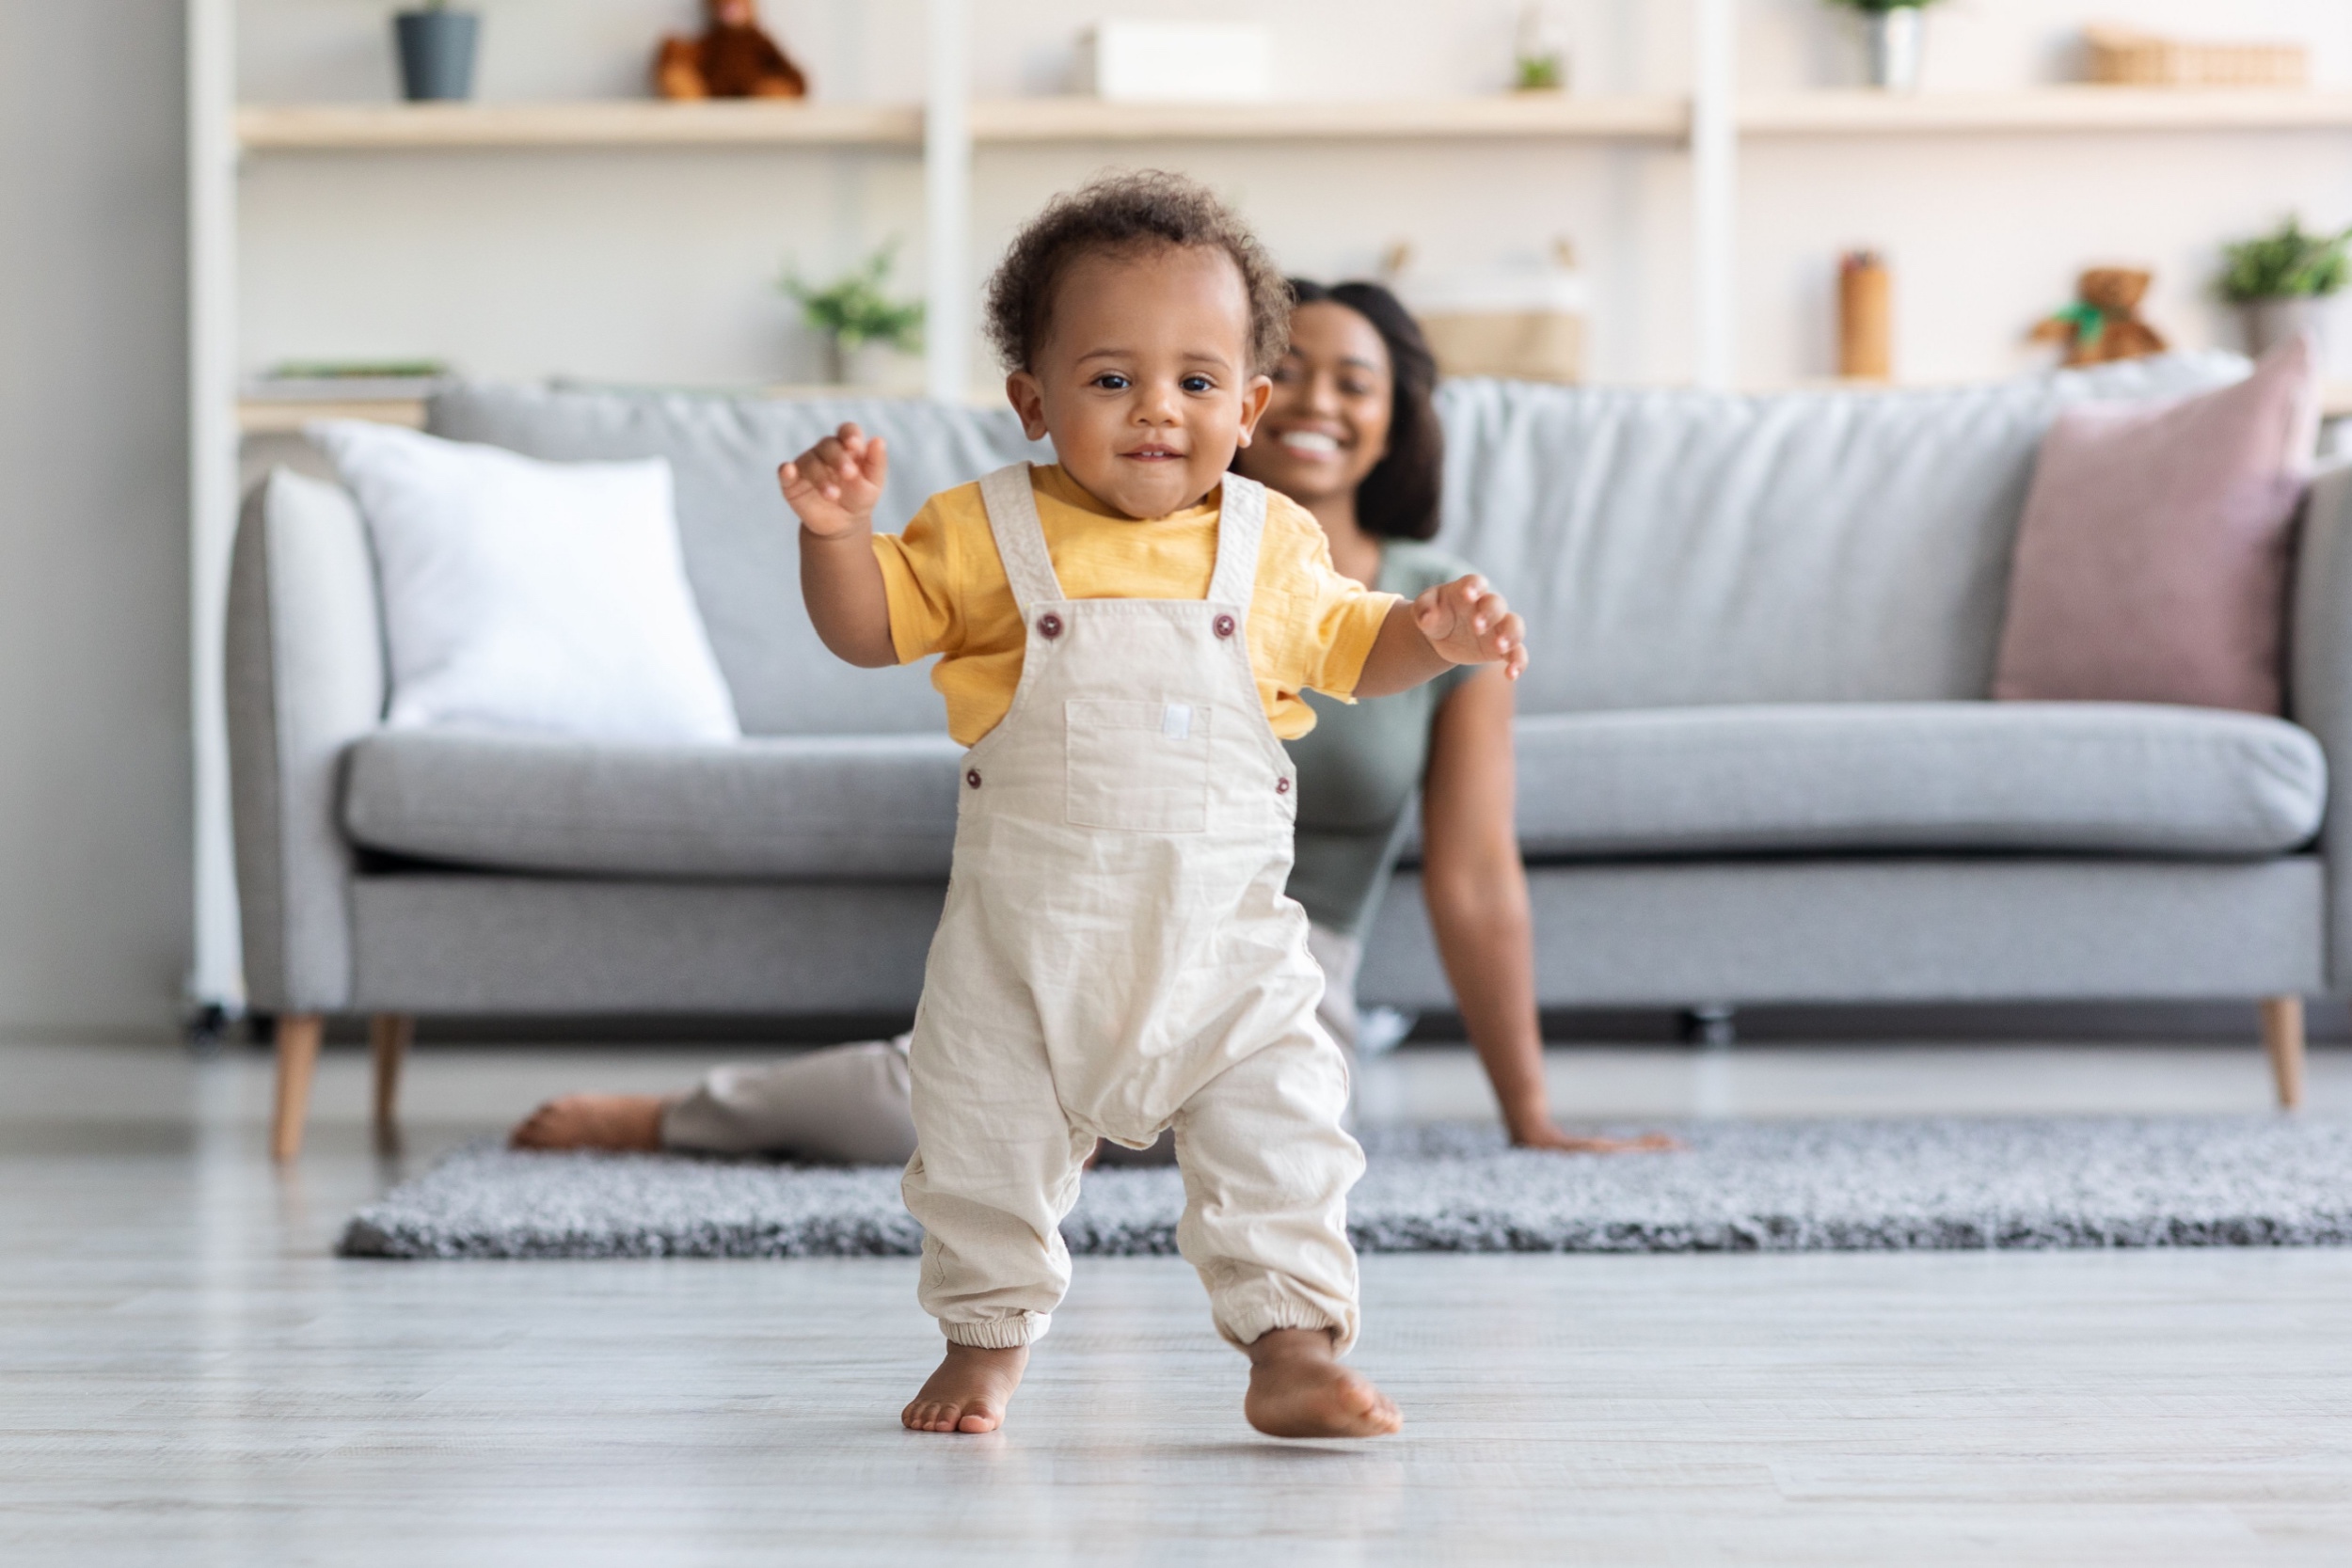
342 729 963 880
1511 703 2325 860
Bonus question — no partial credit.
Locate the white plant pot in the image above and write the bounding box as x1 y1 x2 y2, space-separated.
823 338 907 388
1867 8 1925 92
2241 296 2339 361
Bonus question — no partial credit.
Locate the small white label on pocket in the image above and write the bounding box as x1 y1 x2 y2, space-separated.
1161 703 1193 739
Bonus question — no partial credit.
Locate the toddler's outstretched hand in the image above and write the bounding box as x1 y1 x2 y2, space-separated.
1413 575 1529 681
779 422 890 538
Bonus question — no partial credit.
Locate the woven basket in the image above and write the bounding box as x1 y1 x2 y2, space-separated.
2085 26 2309 88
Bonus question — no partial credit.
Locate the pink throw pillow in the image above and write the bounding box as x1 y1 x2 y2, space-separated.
1994 334 2321 715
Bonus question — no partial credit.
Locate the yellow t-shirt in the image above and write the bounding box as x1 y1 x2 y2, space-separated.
872 465 1397 746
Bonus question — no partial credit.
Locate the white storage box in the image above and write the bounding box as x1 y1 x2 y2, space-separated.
1075 21 1273 103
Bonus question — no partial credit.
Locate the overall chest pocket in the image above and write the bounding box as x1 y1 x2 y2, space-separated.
1065 698 1214 833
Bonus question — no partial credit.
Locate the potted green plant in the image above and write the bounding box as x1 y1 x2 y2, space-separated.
1823 0 1945 92
1511 2 1568 93
782 243 926 387
2220 216 2352 357
395 1 480 102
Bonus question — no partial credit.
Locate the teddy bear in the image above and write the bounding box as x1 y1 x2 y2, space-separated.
654 0 808 101
2029 267 2169 367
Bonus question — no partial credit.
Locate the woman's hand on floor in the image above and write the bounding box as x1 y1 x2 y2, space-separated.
1508 1121 1680 1155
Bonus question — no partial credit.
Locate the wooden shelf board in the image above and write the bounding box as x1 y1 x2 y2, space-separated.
236 95 1687 152
1742 87 2352 135
236 90 2352 153
969 93 1689 143
236 100 922 150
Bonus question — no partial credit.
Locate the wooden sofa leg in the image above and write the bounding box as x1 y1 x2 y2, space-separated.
2260 995 2306 1112
370 1013 414 1147
271 1013 325 1163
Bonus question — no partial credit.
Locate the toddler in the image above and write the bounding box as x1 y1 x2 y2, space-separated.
778 173 1526 1440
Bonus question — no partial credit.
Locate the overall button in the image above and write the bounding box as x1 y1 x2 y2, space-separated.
1213 613 1236 639
1276 776 1292 795
965 769 982 789
1037 613 1063 640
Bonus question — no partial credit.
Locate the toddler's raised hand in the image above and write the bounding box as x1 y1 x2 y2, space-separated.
1412 575 1529 681
778 422 891 539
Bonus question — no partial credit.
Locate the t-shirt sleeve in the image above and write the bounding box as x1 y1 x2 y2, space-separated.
1265 496 1398 701
870 494 961 663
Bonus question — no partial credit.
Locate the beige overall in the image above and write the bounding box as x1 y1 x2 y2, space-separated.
900 464 1366 1354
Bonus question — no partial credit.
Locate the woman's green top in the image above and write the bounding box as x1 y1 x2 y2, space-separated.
1283 540 1479 939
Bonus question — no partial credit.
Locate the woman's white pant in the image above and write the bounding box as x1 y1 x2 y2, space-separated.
660 927 1365 1168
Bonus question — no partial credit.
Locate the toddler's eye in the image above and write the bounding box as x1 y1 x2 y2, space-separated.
1181 374 1215 394
1092 372 1131 390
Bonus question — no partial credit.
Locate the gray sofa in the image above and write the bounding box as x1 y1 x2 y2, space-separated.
230 359 2340 1157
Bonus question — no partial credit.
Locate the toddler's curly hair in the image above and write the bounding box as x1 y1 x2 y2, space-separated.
983 170 1292 375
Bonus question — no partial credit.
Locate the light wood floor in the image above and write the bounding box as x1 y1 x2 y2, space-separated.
4 1037 2350 1565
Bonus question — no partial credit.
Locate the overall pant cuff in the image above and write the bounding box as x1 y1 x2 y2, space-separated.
1217 1297 1357 1356
942 1311 1051 1350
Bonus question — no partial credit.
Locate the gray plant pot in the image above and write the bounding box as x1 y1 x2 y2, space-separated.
2242 296 2339 360
1867 8 1925 92
395 10 480 103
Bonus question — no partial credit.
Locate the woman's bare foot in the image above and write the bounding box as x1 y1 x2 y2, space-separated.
1510 1120 1680 1155
902 1344 1028 1434
1243 1328 1402 1439
509 1094 670 1152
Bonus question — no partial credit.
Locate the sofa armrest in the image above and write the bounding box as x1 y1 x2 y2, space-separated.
2289 457 2352 990
225 468 387 1013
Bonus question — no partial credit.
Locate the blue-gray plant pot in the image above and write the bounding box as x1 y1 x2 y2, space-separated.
395 10 480 103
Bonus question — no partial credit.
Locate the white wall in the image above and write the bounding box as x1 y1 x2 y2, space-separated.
0 6 194 1039
233 0 2352 391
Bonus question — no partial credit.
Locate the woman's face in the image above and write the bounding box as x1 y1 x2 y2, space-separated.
1236 301 1393 510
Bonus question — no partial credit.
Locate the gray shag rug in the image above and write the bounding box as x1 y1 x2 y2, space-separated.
339 1117 2352 1259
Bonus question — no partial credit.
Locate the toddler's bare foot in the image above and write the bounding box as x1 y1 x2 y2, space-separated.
1244 1328 1402 1439
902 1343 1028 1434
509 1094 669 1152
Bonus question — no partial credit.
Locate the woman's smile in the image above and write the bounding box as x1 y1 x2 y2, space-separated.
1275 428 1346 460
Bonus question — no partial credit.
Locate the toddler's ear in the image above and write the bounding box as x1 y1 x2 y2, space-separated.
1236 372 1274 447
1005 371 1050 442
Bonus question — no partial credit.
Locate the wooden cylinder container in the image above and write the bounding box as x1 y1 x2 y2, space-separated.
1838 250 1893 382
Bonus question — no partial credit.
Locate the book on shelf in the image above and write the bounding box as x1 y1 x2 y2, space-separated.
244 360 453 403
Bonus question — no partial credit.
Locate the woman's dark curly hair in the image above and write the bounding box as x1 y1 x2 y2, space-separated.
983 170 1293 375
1277 278 1446 542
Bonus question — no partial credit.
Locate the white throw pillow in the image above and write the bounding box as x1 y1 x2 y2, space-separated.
309 420 741 745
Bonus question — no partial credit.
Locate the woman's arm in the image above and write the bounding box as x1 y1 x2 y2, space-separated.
1420 666 1670 1152
1418 665 1551 1142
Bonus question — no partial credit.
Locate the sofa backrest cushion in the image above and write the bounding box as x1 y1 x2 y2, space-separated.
429 384 1046 736
433 358 2246 736
1432 354 2249 715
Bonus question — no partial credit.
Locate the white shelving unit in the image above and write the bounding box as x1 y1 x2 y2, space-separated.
189 0 1749 1008
184 0 2352 1013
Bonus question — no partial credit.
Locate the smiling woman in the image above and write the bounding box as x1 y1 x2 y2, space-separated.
1238 280 1664 1154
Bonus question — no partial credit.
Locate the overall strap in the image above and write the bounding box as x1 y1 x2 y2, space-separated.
976 463 1065 615
1207 473 1269 612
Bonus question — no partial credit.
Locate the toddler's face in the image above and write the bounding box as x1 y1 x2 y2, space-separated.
1007 245 1272 521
